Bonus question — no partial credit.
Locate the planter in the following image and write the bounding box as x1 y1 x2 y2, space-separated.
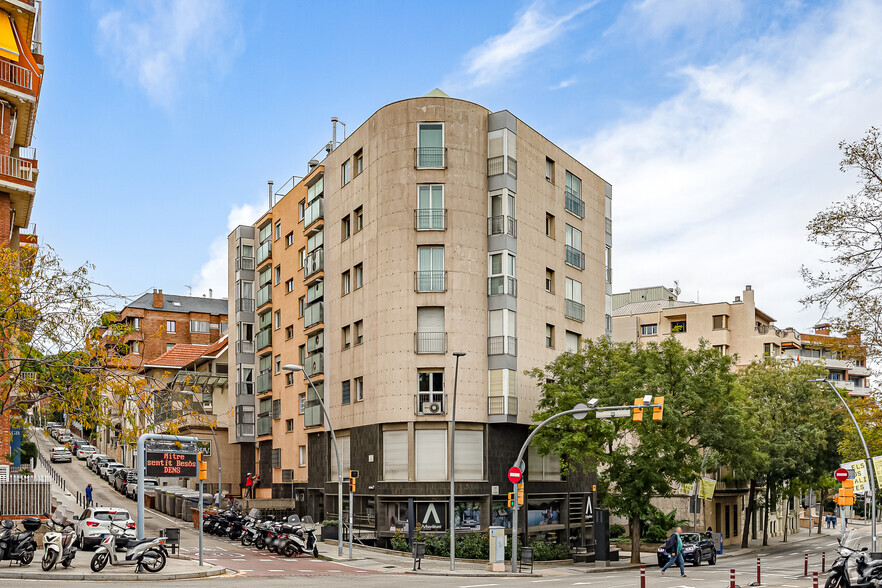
322 526 337 542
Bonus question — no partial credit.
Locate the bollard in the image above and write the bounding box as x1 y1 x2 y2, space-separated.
804 552 808 576
822 551 826 573
813 570 818 588
757 556 761 584
730 568 736 588
640 564 645 588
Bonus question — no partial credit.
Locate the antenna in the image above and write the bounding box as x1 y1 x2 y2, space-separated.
185 285 192 296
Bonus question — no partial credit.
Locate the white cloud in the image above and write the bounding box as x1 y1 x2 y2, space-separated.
575 0 882 331
609 0 744 40
454 1 597 88
550 78 576 90
97 0 241 106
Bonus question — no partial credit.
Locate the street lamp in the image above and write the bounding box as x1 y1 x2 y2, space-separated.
449 351 466 571
809 377 877 551
284 364 344 558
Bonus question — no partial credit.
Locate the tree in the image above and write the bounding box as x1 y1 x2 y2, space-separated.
528 337 747 563
802 126 882 359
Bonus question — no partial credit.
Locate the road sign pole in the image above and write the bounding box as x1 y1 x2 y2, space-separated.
198 479 203 566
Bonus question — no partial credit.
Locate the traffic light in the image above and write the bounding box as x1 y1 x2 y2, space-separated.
633 398 644 421
653 397 665 421
197 452 207 481
508 492 515 508
349 478 356 493
517 482 524 505
840 479 855 506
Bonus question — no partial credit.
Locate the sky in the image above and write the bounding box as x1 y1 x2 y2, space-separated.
33 0 882 332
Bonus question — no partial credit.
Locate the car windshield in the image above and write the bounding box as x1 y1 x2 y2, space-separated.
681 533 701 545
94 511 130 521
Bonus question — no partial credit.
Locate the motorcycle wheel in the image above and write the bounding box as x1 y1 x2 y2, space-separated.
281 543 296 558
90 552 108 572
19 549 33 566
241 535 253 547
41 550 57 571
142 549 167 573
61 558 71 568
825 572 843 588
254 537 265 550
313 546 319 558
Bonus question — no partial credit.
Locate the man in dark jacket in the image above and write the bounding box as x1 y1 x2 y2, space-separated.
660 527 686 577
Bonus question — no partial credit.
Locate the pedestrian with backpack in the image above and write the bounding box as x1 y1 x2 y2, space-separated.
660 526 686 577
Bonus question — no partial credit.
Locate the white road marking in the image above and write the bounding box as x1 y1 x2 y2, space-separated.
459 585 498 588
532 581 559 584
268 569 284 572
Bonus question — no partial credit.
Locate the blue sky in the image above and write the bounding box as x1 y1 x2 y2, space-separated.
34 0 882 331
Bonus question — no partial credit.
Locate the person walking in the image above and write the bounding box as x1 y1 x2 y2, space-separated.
244 473 253 499
85 483 93 508
660 526 687 577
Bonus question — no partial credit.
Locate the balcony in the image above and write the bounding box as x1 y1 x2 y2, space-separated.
415 147 446 169
414 393 447 416
0 61 34 94
487 155 517 179
0 154 36 191
304 353 324 377
236 256 255 271
488 395 518 416
256 372 272 395
488 276 517 297
487 215 517 238
235 340 254 354
304 197 324 229
487 336 517 356
256 328 272 350
236 381 254 396
565 188 585 219
304 383 325 428
256 415 272 437
566 299 585 322
257 284 272 308
304 301 324 329
237 298 254 312
304 248 324 279
565 245 585 270
256 241 272 266
414 208 447 231
415 332 447 354
414 270 447 292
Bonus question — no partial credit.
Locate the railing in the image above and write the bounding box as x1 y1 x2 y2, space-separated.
415 147 446 169
414 393 447 415
237 298 254 313
487 336 517 356
304 301 324 329
236 381 254 396
236 340 254 354
565 245 585 270
257 372 272 394
256 284 272 307
487 155 517 178
304 197 324 228
256 415 272 436
488 276 517 297
415 332 447 354
0 475 51 515
566 299 585 322
487 215 517 237
565 188 585 219
256 328 272 350
0 61 34 92
414 270 447 292
488 396 518 417
304 248 324 278
304 353 324 377
236 256 255 271
414 209 447 230
0 155 35 183
256 241 271 265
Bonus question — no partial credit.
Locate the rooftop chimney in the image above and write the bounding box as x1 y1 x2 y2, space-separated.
152 289 163 309
308 159 319 173
734 296 741 303
209 288 213 298
814 323 831 335
268 180 274 211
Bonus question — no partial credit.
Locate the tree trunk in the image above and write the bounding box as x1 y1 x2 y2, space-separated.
762 482 771 547
817 488 826 535
629 516 642 564
741 478 756 548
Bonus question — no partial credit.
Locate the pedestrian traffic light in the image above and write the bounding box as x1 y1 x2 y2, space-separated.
197 452 207 481
653 396 665 421
517 482 524 505
508 492 515 508
633 398 644 421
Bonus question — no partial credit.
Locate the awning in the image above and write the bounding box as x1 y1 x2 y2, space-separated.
0 15 18 62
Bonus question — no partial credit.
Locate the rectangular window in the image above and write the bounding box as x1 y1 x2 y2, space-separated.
546 324 554 348
274 355 281 374
454 429 483 480
286 278 294 293
528 445 562 481
342 380 351 405
190 320 210 334
565 224 585 270
275 221 281 241
299 393 305 414
671 319 687 333
299 296 305 318
342 325 351 350
272 399 281 419
355 376 363 402
342 270 351 295
417 246 445 292
416 306 445 354
354 149 363 175
641 324 658 336
355 206 363 231
286 232 294 247
286 418 294 432
415 429 447 480
299 345 306 366
299 247 306 269
166 321 176 334
274 265 281 285
298 199 306 222
131 317 140 330
565 330 580 353
286 371 294 386
417 185 445 230
354 320 363 345
546 213 555 238
546 157 554 183
273 310 280 330
166 343 174 352
130 341 140 354
299 445 306 467
565 171 584 218
341 215 351 241
565 278 584 321
355 263 363 288
271 448 281 468
285 325 293 339
489 251 516 296
418 370 444 412
713 344 729 356
605 245 612 283
383 429 408 481
545 268 554 293
342 159 351 186
713 314 729 330
417 122 444 168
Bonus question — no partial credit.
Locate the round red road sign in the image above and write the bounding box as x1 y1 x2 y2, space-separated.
834 468 849 482
508 466 523 484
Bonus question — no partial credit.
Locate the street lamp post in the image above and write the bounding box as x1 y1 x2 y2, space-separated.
449 351 466 571
285 364 344 558
810 378 877 551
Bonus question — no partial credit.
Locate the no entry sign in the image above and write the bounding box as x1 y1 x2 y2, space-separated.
834 468 850 482
508 466 523 484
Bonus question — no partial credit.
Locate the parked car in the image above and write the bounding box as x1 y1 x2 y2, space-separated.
86 452 107 469
70 439 88 455
49 447 72 463
112 468 134 493
90 455 113 473
657 532 717 567
76 445 97 460
100 462 124 480
73 507 135 550
125 478 159 500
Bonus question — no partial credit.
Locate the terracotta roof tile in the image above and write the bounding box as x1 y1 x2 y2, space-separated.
144 344 211 369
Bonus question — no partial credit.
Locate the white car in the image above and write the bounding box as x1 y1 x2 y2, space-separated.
86 453 108 469
126 478 159 500
49 447 72 463
76 445 97 460
98 461 123 479
73 507 136 550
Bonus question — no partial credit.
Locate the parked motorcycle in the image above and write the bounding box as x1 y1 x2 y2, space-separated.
90 523 167 573
0 517 39 566
284 516 320 558
826 535 882 587
41 510 77 571
253 516 275 550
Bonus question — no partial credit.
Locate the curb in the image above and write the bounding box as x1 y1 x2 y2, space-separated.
0 566 229 581
405 570 542 577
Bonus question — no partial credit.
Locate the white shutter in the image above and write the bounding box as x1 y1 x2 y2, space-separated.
489 310 503 337
383 430 408 481
417 307 444 332
489 370 503 396
566 331 580 353
415 429 447 481
454 430 483 481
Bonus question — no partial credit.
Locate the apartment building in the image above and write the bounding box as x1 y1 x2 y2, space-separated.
228 93 612 547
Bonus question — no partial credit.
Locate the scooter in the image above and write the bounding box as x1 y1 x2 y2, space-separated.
41 510 77 571
286 516 320 558
825 536 882 587
0 517 39 566
90 523 167 574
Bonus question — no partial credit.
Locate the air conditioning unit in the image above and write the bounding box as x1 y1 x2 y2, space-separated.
422 401 443 415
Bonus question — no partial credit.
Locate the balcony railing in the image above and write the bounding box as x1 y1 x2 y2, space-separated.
415 147 447 169
304 197 324 228
565 188 585 219
256 241 272 266
415 331 447 354
487 336 517 356
414 393 447 416
487 215 517 238
0 61 33 92
488 276 517 297
257 284 272 307
0 155 36 184
414 208 447 230
304 248 324 278
565 245 585 270
304 352 324 377
488 395 518 416
304 301 324 329
414 270 447 292
256 415 272 436
256 328 272 350
235 340 254 355
237 298 254 313
236 256 255 271
487 155 517 178
566 299 585 322
256 372 272 395
304 383 325 428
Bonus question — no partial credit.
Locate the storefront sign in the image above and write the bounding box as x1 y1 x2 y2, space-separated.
416 502 447 531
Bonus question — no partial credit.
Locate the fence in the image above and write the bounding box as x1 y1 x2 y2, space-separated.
0 474 51 516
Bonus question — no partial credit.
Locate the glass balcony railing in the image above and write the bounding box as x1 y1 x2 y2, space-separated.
566 299 585 322
304 248 324 278
487 155 517 178
256 328 272 350
256 415 272 436
304 301 324 329
565 188 585 219
304 197 324 228
565 245 585 270
304 353 324 377
257 284 272 307
237 298 254 313
256 241 272 265
256 371 272 394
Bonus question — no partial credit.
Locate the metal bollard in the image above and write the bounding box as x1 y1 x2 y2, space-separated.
804 552 809 576
640 564 645 588
822 551 826 572
757 556 761 584
813 570 818 588
730 568 736 588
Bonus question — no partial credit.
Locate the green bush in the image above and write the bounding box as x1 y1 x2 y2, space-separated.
530 540 571 561
390 529 409 552
609 523 626 539
641 507 688 543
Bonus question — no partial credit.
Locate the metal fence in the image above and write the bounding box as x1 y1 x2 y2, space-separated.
0 475 51 516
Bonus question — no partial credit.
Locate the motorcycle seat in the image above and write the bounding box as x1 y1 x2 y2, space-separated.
128 538 156 548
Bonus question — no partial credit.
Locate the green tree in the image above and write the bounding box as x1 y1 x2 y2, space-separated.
528 337 746 563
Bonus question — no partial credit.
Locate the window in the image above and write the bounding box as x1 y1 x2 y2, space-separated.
416 429 447 480
416 246 445 292
418 370 444 411
286 372 294 386
417 122 444 168
713 345 729 356
259 222 272 244
565 278 584 321
286 418 294 432
488 308 516 355
546 213 555 238
286 232 294 247
565 224 585 270
274 355 281 374
355 263 363 288
355 376 363 402
342 325 351 349
641 324 658 336
285 325 294 340
605 246 612 284
764 343 780 357
274 265 281 285
546 157 555 183
299 296 305 317
130 341 140 354
220 322 228 334
329 435 351 479
528 445 561 481
713 314 729 330
354 149 363 175
355 320 363 345
299 393 305 414
298 199 306 222
286 278 294 293
190 320 210 334
383 429 407 480
416 307 445 354
131 317 140 331
166 321 176 334
275 221 281 240
342 270 351 295
545 268 554 293
166 343 175 352
299 345 306 366
272 399 281 419
565 331 580 353
417 185 445 230
341 215 351 241
489 251 516 296
342 159 351 186
342 380 351 405
671 319 687 333
355 206 363 232
298 247 306 269
274 310 281 330
546 324 555 348
299 445 306 467
454 429 483 480
565 171 583 218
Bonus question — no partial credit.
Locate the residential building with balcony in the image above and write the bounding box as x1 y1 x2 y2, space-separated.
228 92 611 547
